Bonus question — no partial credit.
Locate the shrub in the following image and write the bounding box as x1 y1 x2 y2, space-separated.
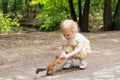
0 12 22 33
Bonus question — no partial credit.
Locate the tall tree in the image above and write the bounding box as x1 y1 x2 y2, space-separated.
13 0 17 15
2 0 8 14
103 0 112 31
81 0 90 32
68 0 77 21
114 0 120 19
78 0 82 31
112 0 120 30
25 0 31 17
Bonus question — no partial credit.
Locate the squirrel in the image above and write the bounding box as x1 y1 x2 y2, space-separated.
36 56 63 76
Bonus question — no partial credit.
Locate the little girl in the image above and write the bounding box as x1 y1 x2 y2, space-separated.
60 19 91 69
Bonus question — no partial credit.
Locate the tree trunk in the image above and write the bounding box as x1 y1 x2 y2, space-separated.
112 0 120 30
13 0 17 15
25 0 30 17
81 0 90 32
113 0 120 19
68 0 77 21
78 0 82 31
2 0 8 14
103 0 112 31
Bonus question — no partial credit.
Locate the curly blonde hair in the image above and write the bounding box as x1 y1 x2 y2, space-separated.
60 19 79 33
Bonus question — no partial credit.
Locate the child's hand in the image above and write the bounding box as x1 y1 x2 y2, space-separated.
60 51 69 59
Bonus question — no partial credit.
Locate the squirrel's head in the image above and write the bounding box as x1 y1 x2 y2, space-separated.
55 56 61 64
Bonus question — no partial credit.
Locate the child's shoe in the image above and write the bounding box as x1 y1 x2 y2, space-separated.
63 60 74 69
79 61 88 70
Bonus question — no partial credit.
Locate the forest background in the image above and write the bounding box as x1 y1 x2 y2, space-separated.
0 0 120 33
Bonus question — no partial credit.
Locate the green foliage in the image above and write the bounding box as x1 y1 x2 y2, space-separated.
0 11 22 33
30 0 70 31
89 27 98 32
112 0 118 13
90 0 104 13
90 0 118 14
0 0 119 32
115 17 120 29
39 12 69 31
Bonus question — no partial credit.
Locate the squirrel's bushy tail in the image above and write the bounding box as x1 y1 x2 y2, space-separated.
36 68 46 74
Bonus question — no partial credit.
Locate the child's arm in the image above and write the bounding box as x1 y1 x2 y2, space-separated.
60 43 83 59
62 45 66 52
67 43 83 58
60 45 67 59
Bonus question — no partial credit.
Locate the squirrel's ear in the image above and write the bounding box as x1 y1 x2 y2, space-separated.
55 55 59 59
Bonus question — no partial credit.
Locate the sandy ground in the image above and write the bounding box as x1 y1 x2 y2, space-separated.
0 31 120 80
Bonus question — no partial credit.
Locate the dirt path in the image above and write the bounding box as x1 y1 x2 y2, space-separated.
0 31 120 80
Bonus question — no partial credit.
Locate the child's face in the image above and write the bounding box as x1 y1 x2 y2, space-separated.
62 31 75 40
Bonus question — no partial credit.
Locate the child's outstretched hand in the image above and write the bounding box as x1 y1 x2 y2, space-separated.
60 51 69 59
